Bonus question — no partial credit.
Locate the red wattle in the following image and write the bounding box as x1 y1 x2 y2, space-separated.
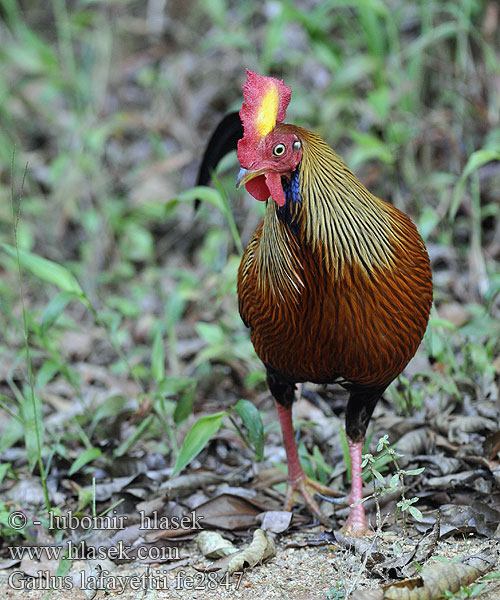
245 175 271 203
244 172 286 207
265 172 286 207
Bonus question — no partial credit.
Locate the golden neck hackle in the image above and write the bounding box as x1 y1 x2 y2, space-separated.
257 124 420 300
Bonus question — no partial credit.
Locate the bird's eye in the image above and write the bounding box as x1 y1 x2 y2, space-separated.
273 143 286 156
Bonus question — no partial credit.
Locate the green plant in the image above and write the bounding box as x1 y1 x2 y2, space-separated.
325 582 345 600
361 434 424 532
442 571 500 600
172 399 265 476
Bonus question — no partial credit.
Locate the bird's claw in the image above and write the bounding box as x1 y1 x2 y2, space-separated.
341 518 373 537
284 475 340 527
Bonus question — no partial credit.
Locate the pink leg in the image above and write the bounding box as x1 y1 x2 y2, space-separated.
342 437 371 535
275 402 340 527
276 402 303 485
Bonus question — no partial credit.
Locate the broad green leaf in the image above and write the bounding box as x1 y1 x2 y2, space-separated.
172 412 226 476
173 384 195 425
408 505 423 521
41 291 75 334
68 447 102 476
405 467 425 476
428 318 457 331
367 85 391 121
0 418 23 452
151 329 164 383
1 244 87 304
404 21 462 59
195 322 225 345
158 377 196 396
166 289 187 326
235 399 264 461
312 444 333 484
120 223 153 262
389 473 400 489
348 131 393 169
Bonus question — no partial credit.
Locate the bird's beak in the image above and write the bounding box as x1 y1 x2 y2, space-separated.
236 167 266 189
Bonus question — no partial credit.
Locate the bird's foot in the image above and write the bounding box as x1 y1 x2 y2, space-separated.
340 496 372 537
284 475 340 527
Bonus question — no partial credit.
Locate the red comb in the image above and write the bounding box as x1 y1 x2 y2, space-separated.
239 69 291 143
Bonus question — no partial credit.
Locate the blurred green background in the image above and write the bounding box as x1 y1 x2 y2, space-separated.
0 0 499 509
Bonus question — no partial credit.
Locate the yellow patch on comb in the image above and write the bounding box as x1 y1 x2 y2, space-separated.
254 84 279 137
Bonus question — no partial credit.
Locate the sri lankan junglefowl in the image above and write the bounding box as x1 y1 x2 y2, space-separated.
196 70 433 534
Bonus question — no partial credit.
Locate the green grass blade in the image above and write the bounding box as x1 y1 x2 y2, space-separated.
68 447 103 476
1 244 87 303
41 291 75 334
151 328 165 384
173 384 195 425
172 411 226 476
450 148 500 220
113 414 155 458
19 390 45 473
235 399 264 461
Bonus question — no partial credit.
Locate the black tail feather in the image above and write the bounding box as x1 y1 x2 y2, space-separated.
194 111 243 209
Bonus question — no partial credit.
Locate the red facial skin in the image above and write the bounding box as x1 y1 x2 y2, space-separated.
237 128 303 206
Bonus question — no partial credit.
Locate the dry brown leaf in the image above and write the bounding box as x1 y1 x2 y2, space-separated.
19 551 59 578
160 472 225 496
0 558 21 570
395 429 429 456
87 475 139 501
193 492 271 530
135 495 168 516
372 513 441 580
224 529 276 576
411 512 440 570
353 554 494 600
351 590 383 600
425 470 477 490
252 467 288 490
256 510 293 533
196 531 238 558
414 454 461 476
415 503 500 538
484 431 500 460
382 555 493 599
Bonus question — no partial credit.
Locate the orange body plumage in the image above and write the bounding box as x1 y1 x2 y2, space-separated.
238 124 432 394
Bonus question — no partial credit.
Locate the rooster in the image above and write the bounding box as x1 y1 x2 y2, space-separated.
197 70 433 534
